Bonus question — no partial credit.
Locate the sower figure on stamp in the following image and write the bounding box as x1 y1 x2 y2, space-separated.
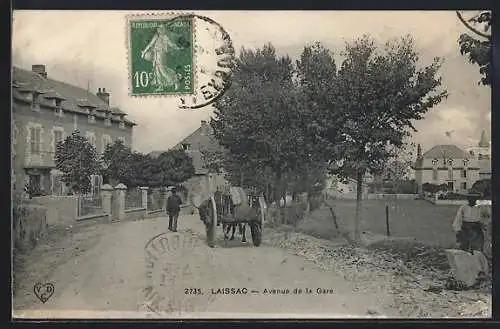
452 191 489 253
140 24 190 92
167 187 183 232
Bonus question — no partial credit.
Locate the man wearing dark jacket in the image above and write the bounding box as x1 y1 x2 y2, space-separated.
167 187 183 232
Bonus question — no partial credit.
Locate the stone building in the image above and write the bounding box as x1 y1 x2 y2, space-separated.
12 64 136 196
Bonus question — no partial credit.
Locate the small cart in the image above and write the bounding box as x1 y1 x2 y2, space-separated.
199 187 266 248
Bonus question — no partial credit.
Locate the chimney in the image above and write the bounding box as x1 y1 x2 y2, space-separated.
96 87 110 105
200 120 210 135
417 143 422 158
32 64 47 78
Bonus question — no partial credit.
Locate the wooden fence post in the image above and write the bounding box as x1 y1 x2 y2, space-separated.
385 204 390 237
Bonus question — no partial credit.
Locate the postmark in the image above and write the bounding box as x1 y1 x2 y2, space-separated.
127 14 195 96
143 232 217 315
33 282 54 303
178 14 236 109
126 13 236 109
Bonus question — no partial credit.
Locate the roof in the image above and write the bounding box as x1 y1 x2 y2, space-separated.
422 144 470 159
150 121 224 175
12 66 136 125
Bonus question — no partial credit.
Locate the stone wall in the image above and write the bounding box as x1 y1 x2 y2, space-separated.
31 195 78 226
13 202 48 251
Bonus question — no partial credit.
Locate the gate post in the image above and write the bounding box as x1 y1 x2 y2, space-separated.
114 183 127 221
101 184 113 222
140 186 149 212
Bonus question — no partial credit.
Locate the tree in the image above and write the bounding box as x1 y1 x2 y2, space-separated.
211 43 309 205
156 149 196 187
376 139 416 193
456 11 491 86
101 140 134 186
55 130 101 194
323 35 447 241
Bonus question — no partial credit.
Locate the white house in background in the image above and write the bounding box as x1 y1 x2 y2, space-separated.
466 130 491 180
412 143 480 194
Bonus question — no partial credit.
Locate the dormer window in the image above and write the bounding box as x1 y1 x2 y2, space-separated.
431 159 438 166
119 120 125 129
55 99 64 117
182 143 190 151
88 114 96 124
447 159 453 167
463 159 468 168
104 117 112 127
31 92 41 111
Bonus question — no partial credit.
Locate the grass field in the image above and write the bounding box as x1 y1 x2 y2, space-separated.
297 199 460 248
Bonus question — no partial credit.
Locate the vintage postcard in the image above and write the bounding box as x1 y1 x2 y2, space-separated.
12 10 491 319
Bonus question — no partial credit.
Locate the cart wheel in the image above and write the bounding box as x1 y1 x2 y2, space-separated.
250 221 262 247
206 196 217 248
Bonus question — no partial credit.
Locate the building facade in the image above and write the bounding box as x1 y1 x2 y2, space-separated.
466 130 491 180
12 65 136 196
413 144 480 194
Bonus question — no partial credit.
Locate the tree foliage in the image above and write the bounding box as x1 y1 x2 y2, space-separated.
101 141 196 188
209 36 446 239
55 130 101 194
101 140 134 186
457 11 491 86
211 43 316 202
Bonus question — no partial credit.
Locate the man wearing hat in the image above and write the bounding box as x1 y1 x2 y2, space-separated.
452 190 489 252
166 186 183 232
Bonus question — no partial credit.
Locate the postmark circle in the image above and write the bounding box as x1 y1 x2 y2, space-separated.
143 232 217 315
175 14 236 109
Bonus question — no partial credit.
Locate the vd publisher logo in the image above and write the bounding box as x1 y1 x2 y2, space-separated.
33 282 55 303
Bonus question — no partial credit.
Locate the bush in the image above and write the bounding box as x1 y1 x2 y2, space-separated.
264 200 308 228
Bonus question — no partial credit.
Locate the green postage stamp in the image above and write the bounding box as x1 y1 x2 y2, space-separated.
127 15 195 96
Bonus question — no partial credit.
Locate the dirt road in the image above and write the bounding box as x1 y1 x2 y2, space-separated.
13 214 395 318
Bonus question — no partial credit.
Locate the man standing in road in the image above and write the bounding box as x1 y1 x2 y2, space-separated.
167 187 183 232
452 191 489 252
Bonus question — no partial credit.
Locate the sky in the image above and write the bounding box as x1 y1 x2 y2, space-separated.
12 10 491 154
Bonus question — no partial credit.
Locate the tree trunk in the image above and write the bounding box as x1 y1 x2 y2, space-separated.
354 169 364 242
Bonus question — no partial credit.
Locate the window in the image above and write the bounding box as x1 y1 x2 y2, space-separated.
119 121 125 129
88 115 96 124
462 182 467 190
447 159 453 166
104 118 112 127
102 135 112 152
432 159 438 166
182 143 190 151
448 168 453 180
447 182 454 191
29 126 41 153
432 168 438 181
91 175 102 196
53 129 64 153
85 132 97 148
461 169 467 178
463 159 468 167
29 174 41 191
